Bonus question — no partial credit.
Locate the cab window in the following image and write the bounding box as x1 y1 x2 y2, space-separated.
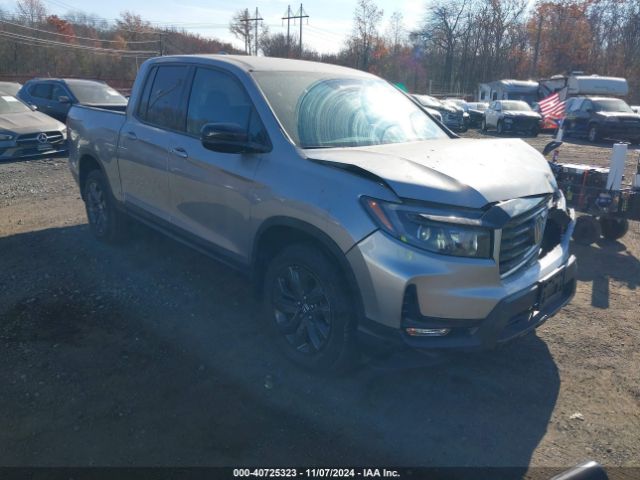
140 65 190 131
186 67 268 146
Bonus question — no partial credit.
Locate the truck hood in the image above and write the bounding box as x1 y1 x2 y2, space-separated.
596 111 640 121
0 111 65 134
306 138 556 209
504 110 541 119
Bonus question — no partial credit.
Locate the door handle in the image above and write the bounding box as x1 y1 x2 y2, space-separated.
125 131 137 141
170 147 188 159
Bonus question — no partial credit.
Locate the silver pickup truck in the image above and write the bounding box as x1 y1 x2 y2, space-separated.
68 55 577 370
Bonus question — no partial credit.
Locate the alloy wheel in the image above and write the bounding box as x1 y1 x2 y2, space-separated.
86 180 108 236
271 264 332 354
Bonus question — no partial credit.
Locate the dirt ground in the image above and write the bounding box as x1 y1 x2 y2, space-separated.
0 132 639 478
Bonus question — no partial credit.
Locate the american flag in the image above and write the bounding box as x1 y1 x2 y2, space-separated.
538 92 566 119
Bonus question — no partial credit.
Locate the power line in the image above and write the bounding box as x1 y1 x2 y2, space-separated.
0 30 158 55
0 32 155 58
0 18 160 44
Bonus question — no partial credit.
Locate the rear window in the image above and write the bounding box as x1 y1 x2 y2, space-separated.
139 65 190 131
67 82 127 105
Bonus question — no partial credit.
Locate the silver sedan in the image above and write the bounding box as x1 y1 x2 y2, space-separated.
0 93 67 161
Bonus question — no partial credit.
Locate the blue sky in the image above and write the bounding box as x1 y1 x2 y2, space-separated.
0 0 427 53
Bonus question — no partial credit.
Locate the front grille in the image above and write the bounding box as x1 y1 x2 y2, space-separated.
16 131 65 146
499 202 549 276
511 117 538 130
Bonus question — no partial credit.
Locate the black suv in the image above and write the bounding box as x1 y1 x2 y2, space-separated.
564 96 640 143
17 78 128 122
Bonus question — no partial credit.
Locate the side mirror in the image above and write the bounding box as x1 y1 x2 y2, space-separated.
200 123 267 154
58 96 71 104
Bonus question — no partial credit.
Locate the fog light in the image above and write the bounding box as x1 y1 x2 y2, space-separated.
405 327 450 337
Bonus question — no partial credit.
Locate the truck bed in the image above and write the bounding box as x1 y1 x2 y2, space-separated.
67 104 127 200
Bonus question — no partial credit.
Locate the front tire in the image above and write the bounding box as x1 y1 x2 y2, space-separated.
600 216 629 241
588 124 600 143
263 243 358 371
481 118 487 132
572 215 601 245
497 120 504 135
84 169 128 243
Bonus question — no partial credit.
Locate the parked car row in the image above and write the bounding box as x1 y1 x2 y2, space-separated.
0 77 128 161
412 94 468 132
412 91 640 143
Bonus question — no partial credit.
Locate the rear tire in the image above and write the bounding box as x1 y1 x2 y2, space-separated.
572 215 601 245
600 216 629 241
262 243 359 372
83 169 128 243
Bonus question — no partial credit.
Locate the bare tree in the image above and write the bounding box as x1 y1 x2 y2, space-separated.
16 0 46 26
386 11 406 53
417 0 470 90
351 0 384 70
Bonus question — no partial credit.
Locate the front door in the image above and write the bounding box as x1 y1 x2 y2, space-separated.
166 66 270 261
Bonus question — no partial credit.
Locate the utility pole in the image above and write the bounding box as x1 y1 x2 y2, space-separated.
240 7 263 55
282 5 293 55
158 31 165 56
282 4 308 57
531 14 543 77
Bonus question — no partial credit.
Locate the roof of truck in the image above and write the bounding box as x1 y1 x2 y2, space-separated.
155 54 373 77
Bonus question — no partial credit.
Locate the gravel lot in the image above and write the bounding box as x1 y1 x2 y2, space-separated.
1 133 639 477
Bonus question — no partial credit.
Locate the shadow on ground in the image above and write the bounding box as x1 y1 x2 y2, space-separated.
573 238 640 308
0 224 565 474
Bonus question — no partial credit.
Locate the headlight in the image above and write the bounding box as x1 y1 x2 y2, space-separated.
0 132 14 141
60 126 68 138
554 188 567 212
362 197 492 258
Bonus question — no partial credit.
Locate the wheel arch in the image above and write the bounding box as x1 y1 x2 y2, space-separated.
251 217 365 322
78 153 104 200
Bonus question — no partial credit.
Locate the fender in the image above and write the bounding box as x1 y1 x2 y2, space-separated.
252 216 366 322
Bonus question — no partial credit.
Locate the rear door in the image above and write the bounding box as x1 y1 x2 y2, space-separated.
165 66 269 261
118 64 191 220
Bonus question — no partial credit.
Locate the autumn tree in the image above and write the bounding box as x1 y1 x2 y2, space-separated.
527 1 593 76
46 15 76 43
